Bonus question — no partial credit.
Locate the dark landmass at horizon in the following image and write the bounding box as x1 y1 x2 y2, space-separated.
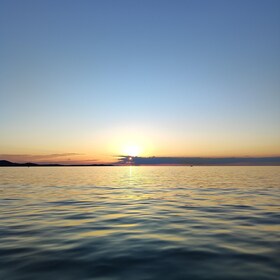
0 160 114 167
1 156 280 167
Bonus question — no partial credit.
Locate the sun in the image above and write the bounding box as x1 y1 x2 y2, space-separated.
123 145 141 157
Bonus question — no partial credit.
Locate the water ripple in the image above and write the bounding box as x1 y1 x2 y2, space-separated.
0 166 279 280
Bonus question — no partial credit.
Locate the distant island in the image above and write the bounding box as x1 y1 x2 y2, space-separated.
0 160 114 167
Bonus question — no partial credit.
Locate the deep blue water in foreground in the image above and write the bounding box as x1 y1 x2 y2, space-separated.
0 166 279 280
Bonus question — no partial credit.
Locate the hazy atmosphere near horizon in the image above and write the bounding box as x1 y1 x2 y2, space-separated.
1 0 280 164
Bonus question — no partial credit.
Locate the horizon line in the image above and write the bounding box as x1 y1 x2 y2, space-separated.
1 156 280 167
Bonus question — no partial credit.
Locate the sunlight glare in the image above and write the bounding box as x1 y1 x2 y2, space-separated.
123 145 141 157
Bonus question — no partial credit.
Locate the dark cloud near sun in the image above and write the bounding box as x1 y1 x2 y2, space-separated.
117 156 280 166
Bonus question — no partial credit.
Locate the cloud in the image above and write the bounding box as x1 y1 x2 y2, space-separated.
0 153 82 163
117 156 280 166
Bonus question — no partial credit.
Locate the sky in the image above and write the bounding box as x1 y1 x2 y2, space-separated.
0 0 279 164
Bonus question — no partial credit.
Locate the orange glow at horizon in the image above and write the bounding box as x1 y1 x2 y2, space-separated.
1 123 280 164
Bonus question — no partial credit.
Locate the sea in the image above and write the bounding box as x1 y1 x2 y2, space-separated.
0 166 279 280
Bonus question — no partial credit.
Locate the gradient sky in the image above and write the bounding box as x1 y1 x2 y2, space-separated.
1 0 280 163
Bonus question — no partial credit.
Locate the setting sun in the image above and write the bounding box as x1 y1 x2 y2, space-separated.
122 145 141 157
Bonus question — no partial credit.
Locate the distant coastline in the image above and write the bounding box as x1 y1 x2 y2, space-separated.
0 160 114 167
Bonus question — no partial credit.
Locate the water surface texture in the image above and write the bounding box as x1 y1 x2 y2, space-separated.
0 166 279 280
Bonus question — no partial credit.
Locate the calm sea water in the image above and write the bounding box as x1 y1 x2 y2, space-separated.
0 166 279 280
